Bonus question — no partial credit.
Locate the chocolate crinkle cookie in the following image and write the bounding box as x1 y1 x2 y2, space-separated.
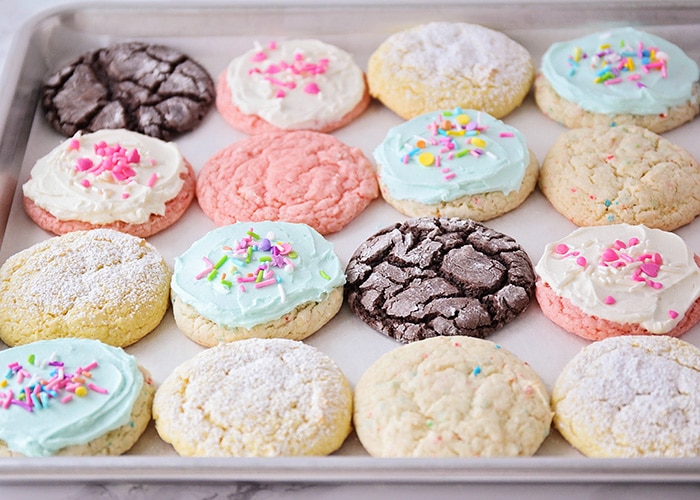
41 42 215 140
345 217 535 343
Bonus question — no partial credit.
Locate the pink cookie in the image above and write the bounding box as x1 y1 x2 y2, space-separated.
22 129 196 238
535 224 700 341
196 130 379 234
216 39 370 135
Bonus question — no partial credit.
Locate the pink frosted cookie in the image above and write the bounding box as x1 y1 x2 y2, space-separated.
216 39 370 134
22 129 195 238
535 224 700 341
196 130 379 234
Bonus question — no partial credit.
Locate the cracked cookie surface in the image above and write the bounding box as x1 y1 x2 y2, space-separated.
42 42 214 140
344 217 535 342
539 125 700 231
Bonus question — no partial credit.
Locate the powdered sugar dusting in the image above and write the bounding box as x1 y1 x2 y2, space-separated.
553 335 700 457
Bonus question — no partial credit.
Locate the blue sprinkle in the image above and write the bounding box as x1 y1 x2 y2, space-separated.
472 366 482 376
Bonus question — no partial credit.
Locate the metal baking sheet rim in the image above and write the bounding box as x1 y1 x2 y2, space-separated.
1 0 700 484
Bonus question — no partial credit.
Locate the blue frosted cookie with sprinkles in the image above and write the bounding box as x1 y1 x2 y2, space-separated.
0 338 155 457
535 26 700 133
374 107 539 221
170 221 346 347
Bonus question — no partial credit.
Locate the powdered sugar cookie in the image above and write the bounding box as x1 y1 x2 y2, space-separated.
552 335 700 457
0 229 171 347
374 107 538 220
367 22 535 120
0 338 155 457
22 129 195 238
535 224 700 341
153 338 352 456
216 39 369 134
345 217 535 343
539 125 700 231
170 221 345 347
42 42 215 140
354 336 552 457
535 27 700 133
196 130 378 234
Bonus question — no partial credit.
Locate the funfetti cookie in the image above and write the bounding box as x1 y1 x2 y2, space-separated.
344 217 536 343
170 221 346 347
535 26 700 133
22 129 195 238
196 130 379 235
535 224 700 341
42 42 215 140
0 338 155 457
374 107 538 220
216 39 370 134
0 229 171 347
552 335 700 457
367 22 535 120
153 338 353 457
539 125 700 231
353 336 552 457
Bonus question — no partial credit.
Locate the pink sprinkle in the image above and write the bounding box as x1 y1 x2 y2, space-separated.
601 248 618 262
122 192 130 199
604 77 622 85
268 41 277 50
88 383 108 395
254 278 277 288
627 73 641 81
576 256 587 267
499 132 514 138
274 89 286 98
80 179 91 188
636 81 647 88
629 238 640 246
613 239 627 250
126 148 140 163
195 257 214 280
669 310 679 319
147 173 158 188
83 361 98 371
444 173 456 181
239 285 246 292
304 82 320 94
648 281 663 289
250 51 267 62
68 139 80 151
555 244 569 255
2 391 13 409
441 167 450 174
61 394 73 404
604 295 616 305
640 262 660 277
435 155 441 167
652 253 663 265
75 157 94 171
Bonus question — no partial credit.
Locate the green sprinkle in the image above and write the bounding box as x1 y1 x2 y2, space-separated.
288 251 298 259
213 255 228 269
246 246 253 263
443 110 453 116
221 280 232 288
28 354 35 365
455 149 470 158
259 256 272 262
247 230 260 239
256 270 264 282
427 420 434 428
207 269 218 281
320 270 331 280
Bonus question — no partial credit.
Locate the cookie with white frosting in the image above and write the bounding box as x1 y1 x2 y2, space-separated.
216 39 370 134
353 336 552 457
552 335 700 457
367 22 535 120
170 221 345 347
535 224 700 340
0 338 155 457
0 229 171 347
153 338 353 456
374 107 538 220
22 129 195 238
535 27 700 133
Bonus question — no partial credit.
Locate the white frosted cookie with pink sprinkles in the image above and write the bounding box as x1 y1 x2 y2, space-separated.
22 128 195 238
0 229 171 347
367 22 535 120
216 39 370 134
535 224 700 341
552 335 700 457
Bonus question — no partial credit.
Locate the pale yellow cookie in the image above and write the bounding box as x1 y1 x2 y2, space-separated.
153 338 353 457
0 228 171 347
552 335 700 457
539 125 700 231
353 336 552 457
367 22 535 120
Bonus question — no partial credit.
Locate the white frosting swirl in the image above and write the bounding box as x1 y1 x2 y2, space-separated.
23 129 186 224
535 224 700 333
226 39 365 129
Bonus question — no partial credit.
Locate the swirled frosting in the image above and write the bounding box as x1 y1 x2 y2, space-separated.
374 108 530 203
171 222 346 329
226 39 365 129
22 129 186 224
541 27 700 115
0 338 144 456
535 224 700 334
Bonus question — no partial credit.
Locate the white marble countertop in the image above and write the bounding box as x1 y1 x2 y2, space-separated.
0 1 699 498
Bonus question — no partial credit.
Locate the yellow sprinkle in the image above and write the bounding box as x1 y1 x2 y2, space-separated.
447 129 465 136
456 114 470 125
75 386 88 397
573 46 582 62
471 137 486 148
0 380 6 388
599 43 610 49
418 152 435 166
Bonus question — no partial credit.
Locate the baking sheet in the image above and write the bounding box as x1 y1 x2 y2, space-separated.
0 0 699 483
